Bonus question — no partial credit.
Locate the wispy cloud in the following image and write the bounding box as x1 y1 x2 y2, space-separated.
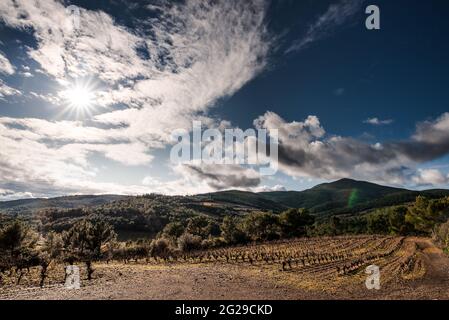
0 0 272 199
286 0 364 54
0 51 14 75
0 80 21 99
364 117 394 125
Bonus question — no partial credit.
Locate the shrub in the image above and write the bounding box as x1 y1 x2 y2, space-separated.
150 238 172 258
177 233 203 252
201 236 226 249
434 220 449 253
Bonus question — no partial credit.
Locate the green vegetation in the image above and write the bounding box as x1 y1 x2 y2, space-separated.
313 196 449 238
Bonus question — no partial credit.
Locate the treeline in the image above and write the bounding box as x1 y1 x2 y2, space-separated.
0 217 117 286
314 196 449 238
158 208 315 247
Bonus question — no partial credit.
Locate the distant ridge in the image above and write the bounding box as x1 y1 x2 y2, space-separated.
260 178 449 215
1 179 449 218
0 195 128 216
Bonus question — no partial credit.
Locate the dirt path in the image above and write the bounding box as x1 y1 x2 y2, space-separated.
0 264 333 300
362 237 449 300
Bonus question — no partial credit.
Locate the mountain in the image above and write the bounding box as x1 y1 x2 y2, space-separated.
206 179 449 217
260 178 410 212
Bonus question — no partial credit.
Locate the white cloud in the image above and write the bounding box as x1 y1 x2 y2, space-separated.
255 111 449 187
412 169 448 186
0 80 21 99
0 188 35 201
364 117 394 125
0 52 14 75
252 185 287 193
286 0 364 53
20 71 33 78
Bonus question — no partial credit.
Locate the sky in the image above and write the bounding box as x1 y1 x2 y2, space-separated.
0 0 449 200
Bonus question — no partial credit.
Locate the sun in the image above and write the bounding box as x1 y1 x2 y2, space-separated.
60 84 95 110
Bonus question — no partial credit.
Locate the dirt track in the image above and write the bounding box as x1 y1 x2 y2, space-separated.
1 237 448 300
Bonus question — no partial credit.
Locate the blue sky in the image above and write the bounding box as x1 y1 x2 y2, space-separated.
1 0 449 200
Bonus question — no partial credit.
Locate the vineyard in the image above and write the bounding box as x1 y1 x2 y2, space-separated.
1 235 435 299
169 235 425 291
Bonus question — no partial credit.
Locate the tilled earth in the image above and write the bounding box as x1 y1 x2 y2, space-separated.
1 238 448 300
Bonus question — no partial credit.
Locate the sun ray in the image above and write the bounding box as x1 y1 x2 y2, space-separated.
57 78 99 119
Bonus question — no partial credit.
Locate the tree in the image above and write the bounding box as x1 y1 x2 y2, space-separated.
405 196 449 234
242 212 280 241
367 212 389 234
387 206 412 235
63 218 116 280
38 232 63 287
279 208 315 238
185 216 219 239
220 216 248 244
162 222 185 240
0 220 39 285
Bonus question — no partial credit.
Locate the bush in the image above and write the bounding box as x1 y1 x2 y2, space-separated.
405 196 449 234
177 233 203 252
201 236 226 249
150 238 173 258
434 220 449 253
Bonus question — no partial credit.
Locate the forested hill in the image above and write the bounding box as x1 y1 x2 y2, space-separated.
2 179 449 218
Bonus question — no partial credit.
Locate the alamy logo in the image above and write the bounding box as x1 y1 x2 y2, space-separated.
65 5 81 32
65 265 81 290
365 5 380 30
365 265 381 290
170 121 279 176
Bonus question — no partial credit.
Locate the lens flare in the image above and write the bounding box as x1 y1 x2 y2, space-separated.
348 188 359 208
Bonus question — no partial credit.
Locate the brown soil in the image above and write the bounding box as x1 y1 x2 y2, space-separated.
1 237 448 300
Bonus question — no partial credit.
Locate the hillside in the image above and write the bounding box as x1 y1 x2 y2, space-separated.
2 179 449 234
206 179 449 216
197 190 288 213
259 178 416 215
0 195 129 216
2 179 449 219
